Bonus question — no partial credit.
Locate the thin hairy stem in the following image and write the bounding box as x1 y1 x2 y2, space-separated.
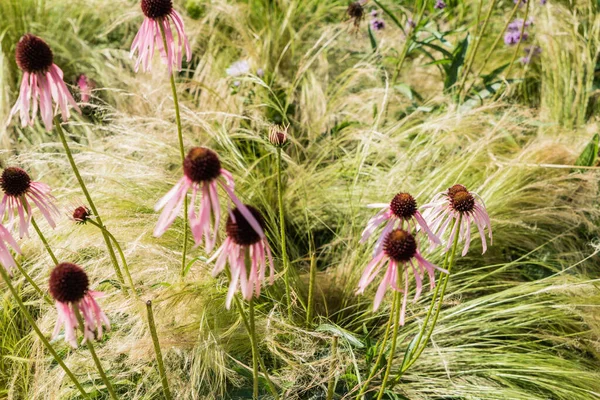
53 118 125 289
276 147 293 319
31 217 58 265
306 250 316 325
326 335 339 400
146 300 173 400
158 21 189 278
376 284 402 400
0 266 90 398
14 259 53 306
73 303 118 400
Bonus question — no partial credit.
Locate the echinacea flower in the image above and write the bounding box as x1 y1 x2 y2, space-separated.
360 192 440 255
130 0 191 73
154 147 264 252
0 224 22 274
209 205 274 309
8 34 80 131
268 124 289 147
49 262 110 348
0 167 59 238
421 184 492 256
357 229 447 324
77 74 94 103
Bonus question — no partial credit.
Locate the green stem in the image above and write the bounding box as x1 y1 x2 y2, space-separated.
326 335 339 400
53 118 125 288
391 0 428 87
73 303 118 400
456 0 499 101
0 266 90 398
248 299 260 399
87 220 137 297
234 297 280 400
375 285 402 400
462 0 521 100
395 216 462 381
14 259 53 306
306 251 316 326
276 147 292 319
158 21 189 278
146 300 173 400
354 302 395 400
31 217 58 265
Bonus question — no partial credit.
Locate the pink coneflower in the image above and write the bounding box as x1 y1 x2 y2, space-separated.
209 205 274 309
360 192 440 254
154 147 264 252
130 0 191 73
8 34 80 131
357 229 446 324
0 167 59 238
0 224 22 274
49 262 110 348
76 74 94 103
268 124 289 147
421 184 492 256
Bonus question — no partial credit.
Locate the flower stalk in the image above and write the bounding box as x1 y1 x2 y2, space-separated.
53 117 125 288
326 335 339 400
276 146 293 319
31 216 58 265
146 300 173 400
375 278 402 400
14 258 53 306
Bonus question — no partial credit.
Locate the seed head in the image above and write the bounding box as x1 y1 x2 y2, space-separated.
268 124 289 146
15 34 53 74
447 184 468 198
72 206 92 224
141 0 173 19
390 192 417 219
183 147 222 183
347 1 366 27
451 191 475 213
0 167 31 197
384 229 417 262
226 205 265 246
49 263 89 303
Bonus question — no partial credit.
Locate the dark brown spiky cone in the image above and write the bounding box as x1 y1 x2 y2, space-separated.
447 184 468 199
141 0 173 19
15 34 53 74
384 229 417 262
450 191 475 213
390 192 417 219
183 147 222 183
0 167 31 197
226 205 266 246
72 206 92 224
49 263 89 303
347 1 365 24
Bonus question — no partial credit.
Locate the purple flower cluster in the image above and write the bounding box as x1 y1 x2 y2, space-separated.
435 0 446 9
504 19 532 46
370 10 385 31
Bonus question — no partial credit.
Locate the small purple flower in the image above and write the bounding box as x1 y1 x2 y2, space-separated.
504 19 532 46
256 68 264 78
370 10 379 18
435 0 446 9
371 18 385 31
540 0 547 4
521 46 542 64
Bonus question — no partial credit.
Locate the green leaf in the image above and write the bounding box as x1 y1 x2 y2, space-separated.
368 25 377 51
574 134 599 169
399 334 420 372
316 323 364 348
443 33 470 92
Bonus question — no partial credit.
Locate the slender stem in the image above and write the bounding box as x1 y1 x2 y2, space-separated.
306 251 316 325
462 0 521 100
73 303 118 400
233 297 280 400
376 285 402 400
87 220 137 297
355 303 395 400
14 259 53 306
326 335 339 400
248 299 260 399
502 0 531 81
456 0 499 100
158 22 189 278
395 216 462 380
146 300 173 400
391 0 428 87
53 118 125 288
31 217 58 265
0 266 90 398
276 147 293 319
